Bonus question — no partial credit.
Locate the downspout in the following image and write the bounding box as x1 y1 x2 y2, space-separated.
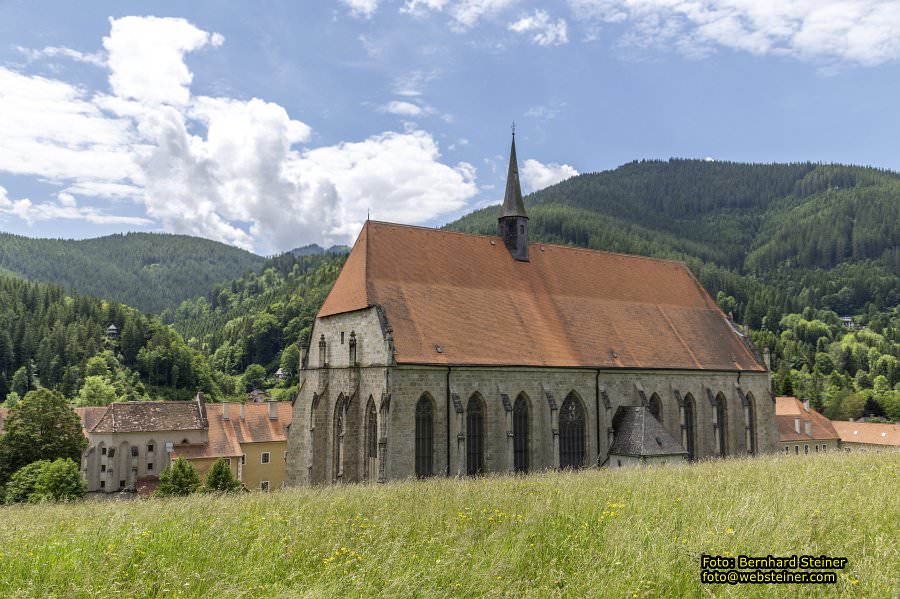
446 366 452 477
595 369 601 467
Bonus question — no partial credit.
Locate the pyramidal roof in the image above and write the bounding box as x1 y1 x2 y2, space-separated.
317 221 766 371
609 406 688 457
499 133 527 218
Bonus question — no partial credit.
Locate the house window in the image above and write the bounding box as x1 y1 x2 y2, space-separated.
101 447 107 456
823 445 827 453
165 442 173 453
795 445 799 454
147 463 154 471
261 452 270 464
100 481 105 489
147 444 154 453
101 464 106 473
260 481 270 492
225 458 231 466
815 445 819 453
131 446 139 457
119 480 125 489
804 444 809 454
241 454 246 465
108 448 115 458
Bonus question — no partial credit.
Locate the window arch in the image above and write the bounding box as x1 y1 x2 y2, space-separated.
365 397 378 482
682 393 696 461
332 395 348 481
715 393 728 457
513 393 529 473
744 392 757 455
648 393 663 423
559 392 585 469
466 394 485 475
415 395 434 478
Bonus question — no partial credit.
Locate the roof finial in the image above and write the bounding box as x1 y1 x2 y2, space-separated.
511 121 515 137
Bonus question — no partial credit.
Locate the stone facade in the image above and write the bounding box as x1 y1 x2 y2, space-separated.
285 306 779 486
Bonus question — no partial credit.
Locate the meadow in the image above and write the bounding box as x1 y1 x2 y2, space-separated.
0 452 897 598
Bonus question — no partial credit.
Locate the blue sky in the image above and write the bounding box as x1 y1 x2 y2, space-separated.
2 1 899 254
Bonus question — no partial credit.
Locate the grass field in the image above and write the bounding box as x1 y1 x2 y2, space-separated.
0 452 897 598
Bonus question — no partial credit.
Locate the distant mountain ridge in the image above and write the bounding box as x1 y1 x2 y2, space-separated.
290 243 351 257
0 232 267 313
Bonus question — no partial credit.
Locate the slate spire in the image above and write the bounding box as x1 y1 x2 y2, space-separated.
498 126 529 261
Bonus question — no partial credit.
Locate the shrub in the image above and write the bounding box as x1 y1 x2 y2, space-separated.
156 457 201 497
32 458 87 502
3 460 49 504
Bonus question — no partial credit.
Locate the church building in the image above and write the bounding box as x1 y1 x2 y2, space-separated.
285 134 778 485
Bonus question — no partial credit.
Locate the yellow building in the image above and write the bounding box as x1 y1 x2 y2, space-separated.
176 401 292 491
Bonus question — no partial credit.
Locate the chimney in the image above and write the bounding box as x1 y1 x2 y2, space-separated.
223 402 230 420
794 417 801 434
762 347 771 370
804 420 812 436
268 400 278 420
240 403 246 421
196 392 207 422
802 399 810 412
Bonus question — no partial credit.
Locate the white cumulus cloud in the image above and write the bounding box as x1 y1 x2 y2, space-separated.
520 158 578 193
509 10 569 45
403 0 518 30
0 16 478 252
568 0 900 67
380 100 425 116
340 0 380 18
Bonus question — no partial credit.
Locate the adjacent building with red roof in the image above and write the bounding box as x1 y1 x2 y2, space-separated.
774 396 840 455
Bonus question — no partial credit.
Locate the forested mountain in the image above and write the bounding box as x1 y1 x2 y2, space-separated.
164 254 342 389
0 272 230 406
0 232 266 313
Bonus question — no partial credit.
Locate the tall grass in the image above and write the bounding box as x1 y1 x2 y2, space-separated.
0 452 897 598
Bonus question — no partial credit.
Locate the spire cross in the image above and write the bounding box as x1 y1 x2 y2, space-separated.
511 121 515 137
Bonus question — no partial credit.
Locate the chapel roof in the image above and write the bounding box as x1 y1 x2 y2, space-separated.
318 221 766 371
173 402 292 461
608 406 687 457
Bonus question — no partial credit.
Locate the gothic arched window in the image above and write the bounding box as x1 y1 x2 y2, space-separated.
682 394 696 461
513 394 529 473
744 393 757 455
559 393 585 469
466 395 485 475
715 393 728 457
648 393 662 423
415 395 433 478
365 398 378 482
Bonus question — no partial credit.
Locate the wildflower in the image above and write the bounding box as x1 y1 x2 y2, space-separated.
725 528 734 535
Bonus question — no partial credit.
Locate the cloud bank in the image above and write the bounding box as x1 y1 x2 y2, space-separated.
520 158 578 193
0 16 478 252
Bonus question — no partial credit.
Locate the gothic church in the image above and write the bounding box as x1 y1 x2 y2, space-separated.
285 135 777 485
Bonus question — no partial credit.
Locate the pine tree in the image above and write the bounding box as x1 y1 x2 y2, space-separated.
204 458 242 493
155 458 201 497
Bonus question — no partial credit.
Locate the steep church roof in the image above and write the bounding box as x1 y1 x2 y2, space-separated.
318 221 766 371
609 406 688 457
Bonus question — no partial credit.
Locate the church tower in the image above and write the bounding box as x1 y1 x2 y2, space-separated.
498 128 529 261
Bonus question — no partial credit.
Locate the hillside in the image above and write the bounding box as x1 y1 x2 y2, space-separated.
0 453 895 597
0 232 266 313
448 160 900 323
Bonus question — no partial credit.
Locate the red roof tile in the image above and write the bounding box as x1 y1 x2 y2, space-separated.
89 401 206 433
176 402 292 461
774 396 840 442
831 421 900 446
319 222 766 371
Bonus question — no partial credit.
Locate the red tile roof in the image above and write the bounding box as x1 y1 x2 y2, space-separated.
74 407 108 436
319 222 766 371
831 421 900 446
176 402 292 461
774 397 840 442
